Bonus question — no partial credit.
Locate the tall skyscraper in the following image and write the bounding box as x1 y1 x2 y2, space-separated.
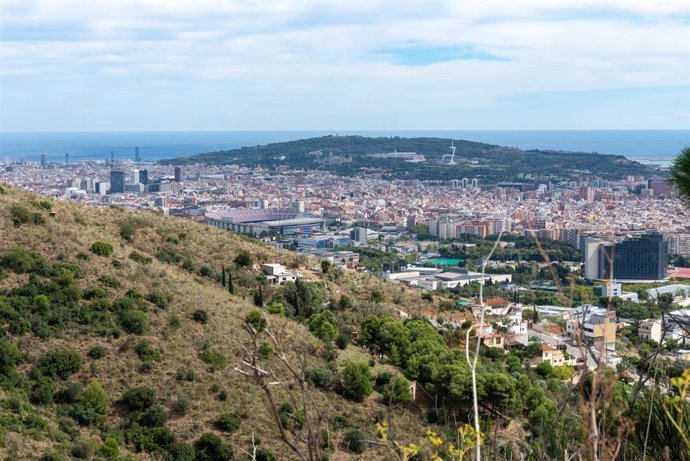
130 169 140 185
140 169 149 185
134 146 141 163
174 166 182 183
598 233 668 281
111 150 115 166
40 154 47 169
65 152 69 165
109 170 126 194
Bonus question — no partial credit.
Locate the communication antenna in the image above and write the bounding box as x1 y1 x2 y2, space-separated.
441 140 457 164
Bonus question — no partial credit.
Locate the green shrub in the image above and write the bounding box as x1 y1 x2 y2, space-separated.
10 204 44 226
72 441 95 459
71 380 109 426
54 382 83 404
99 437 120 458
0 247 50 274
191 309 208 324
304 367 332 389
135 340 161 362
39 452 66 461
214 412 242 432
98 275 121 288
168 442 196 461
119 216 152 242
88 346 107 359
194 433 233 461
343 428 367 453
129 250 153 264
33 349 82 380
199 263 216 278
339 361 373 402
535 361 554 378
90 241 114 257
118 310 148 334
244 310 267 332
32 199 53 211
256 448 277 461
335 332 351 350
200 350 226 370
30 377 55 405
267 301 285 316
139 403 168 427
234 250 253 267
156 246 182 264
381 374 412 406
146 290 172 309
121 386 156 412
171 395 191 415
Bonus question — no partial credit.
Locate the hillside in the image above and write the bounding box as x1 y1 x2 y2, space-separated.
0 184 430 461
163 135 656 182
1 184 688 461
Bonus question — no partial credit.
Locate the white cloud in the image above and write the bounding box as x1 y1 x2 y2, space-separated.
1 0 688 130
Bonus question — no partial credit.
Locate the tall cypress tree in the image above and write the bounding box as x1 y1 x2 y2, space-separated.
228 273 235 295
221 265 226 287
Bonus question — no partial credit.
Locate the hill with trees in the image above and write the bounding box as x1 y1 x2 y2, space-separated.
164 135 656 183
0 183 687 461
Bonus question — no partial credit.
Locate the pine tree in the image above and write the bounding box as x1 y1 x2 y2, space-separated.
253 287 264 307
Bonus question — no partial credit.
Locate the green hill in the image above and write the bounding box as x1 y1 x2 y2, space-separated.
163 135 656 182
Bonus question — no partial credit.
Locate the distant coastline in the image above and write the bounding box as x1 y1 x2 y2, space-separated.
1 130 688 164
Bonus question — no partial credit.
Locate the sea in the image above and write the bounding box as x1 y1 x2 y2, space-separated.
1 130 688 165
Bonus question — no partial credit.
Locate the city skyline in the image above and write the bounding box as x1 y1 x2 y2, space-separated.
2 0 689 132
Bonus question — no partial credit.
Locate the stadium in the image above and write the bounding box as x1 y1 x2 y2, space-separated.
204 208 326 237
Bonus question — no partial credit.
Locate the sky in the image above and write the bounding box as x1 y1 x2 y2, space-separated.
1 0 689 132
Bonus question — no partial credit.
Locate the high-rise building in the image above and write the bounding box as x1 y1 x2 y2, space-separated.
140 169 149 186
134 146 141 163
110 150 115 166
130 169 140 185
109 170 126 194
174 166 182 183
65 153 69 165
40 154 47 169
599 233 668 281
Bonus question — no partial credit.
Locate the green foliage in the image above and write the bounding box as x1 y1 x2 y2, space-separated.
200 349 227 370
119 215 152 242
32 199 53 211
669 146 690 205
135 340 162 363
10 204 45 226
121 386 156 412
340 361 373 402
281 279 324 318
381 374 412 406
214 412 242 432
552 365 575 381
199 263 216 278
305 367 332 389
535 361 554 378
171 395 191 415
88 346 107 359
74 380 109 425
139 403 168 427
234 250 253 267
342 428 367 454
99 437 120 458
244 309 267 332
30 377 55 405
118 309 148 334
98 274 121 288
33 349 82 380
267 301 285 316
90 241 114 257
129 250 153 264
0 247 51 274
308 310 338 341
194 433 234 461
335 331 351 349
192 309 209 324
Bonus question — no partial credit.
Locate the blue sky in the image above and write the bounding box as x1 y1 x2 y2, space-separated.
1 0 689 131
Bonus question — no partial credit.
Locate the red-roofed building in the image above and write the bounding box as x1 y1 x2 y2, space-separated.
670 268 690 279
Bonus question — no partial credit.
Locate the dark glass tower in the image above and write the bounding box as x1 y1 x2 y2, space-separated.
600 232 667 280
109 170 126 194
